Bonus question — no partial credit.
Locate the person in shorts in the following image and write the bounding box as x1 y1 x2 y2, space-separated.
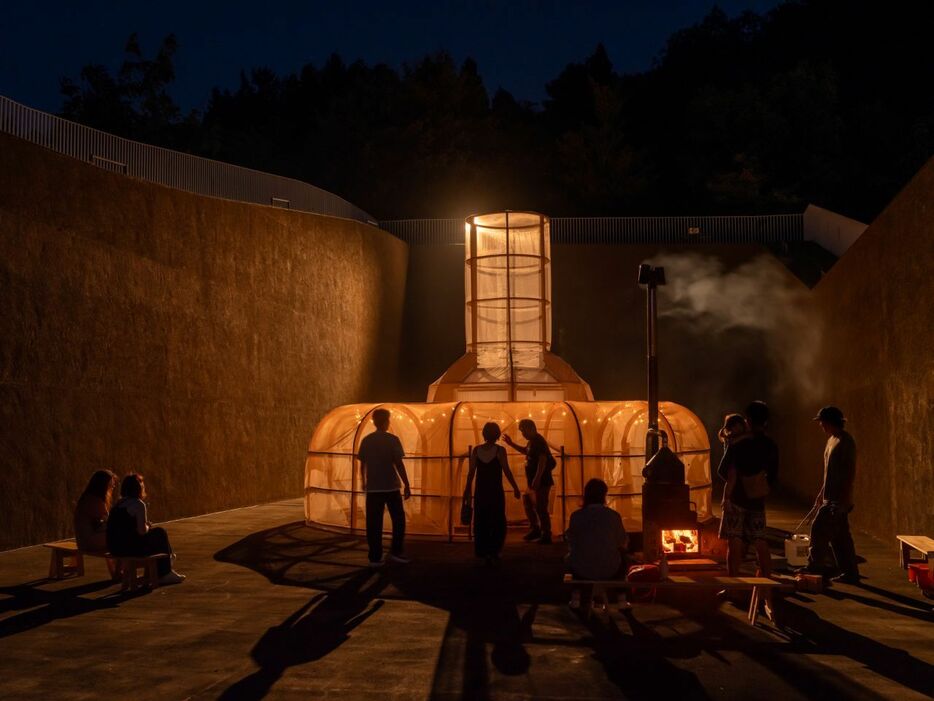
717 401 778 580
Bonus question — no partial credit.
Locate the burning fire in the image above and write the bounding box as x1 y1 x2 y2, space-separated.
662 529 699 554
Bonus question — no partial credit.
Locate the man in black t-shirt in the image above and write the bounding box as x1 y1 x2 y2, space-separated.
504 419 556 544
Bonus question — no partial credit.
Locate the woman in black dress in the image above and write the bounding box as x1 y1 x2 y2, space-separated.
464 422 521 564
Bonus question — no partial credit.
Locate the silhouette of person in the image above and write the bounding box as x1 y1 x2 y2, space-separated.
504 419 556 544
716 401 777 614
358 408 412 567
464 421 521 564
801 406 860 583
106 473 185 584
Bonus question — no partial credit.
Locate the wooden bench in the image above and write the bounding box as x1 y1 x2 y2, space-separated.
43 540 117 580
563 573 790 625
119 554 172 592
896 535 934 571
43 540 170 591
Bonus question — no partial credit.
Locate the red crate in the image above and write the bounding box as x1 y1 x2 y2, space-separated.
908 563 933 589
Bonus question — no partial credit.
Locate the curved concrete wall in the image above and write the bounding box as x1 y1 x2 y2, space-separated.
3 127 928 549
783 157 934 540
0 133 407 550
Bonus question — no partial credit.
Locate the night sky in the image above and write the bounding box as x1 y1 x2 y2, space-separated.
2 0 782 114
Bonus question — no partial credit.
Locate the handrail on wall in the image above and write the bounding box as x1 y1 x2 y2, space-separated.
0 94 376 224
2 93 809 244
380 214 805 246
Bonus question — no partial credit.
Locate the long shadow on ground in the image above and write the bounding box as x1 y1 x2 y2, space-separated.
214 521 934 701
217 569 388 700
0 579 131 639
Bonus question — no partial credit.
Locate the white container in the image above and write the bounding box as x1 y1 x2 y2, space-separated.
785 534 810 566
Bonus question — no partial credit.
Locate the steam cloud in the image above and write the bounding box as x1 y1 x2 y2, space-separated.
647 251 824 404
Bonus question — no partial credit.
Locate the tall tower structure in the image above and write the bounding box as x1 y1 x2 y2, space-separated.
428 211 592 402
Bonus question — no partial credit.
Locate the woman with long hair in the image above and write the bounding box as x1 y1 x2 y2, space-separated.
74 470 118 553
464 422 521 565
106 473 185 585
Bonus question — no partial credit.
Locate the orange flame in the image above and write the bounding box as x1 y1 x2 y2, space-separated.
662 529 699 554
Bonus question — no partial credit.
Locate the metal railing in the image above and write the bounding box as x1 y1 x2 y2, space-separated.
377 219 465 245
381 214 804 246
0 94 375 224
2 94 807 241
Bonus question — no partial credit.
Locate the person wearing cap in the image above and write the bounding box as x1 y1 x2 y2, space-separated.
802 406 860 584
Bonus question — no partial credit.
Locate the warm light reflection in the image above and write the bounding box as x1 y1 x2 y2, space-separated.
305 400 711 540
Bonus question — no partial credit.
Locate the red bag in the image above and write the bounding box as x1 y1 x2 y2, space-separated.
626 564 661 601
627 564 661 582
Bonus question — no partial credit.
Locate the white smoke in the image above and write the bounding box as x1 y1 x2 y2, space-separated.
646 251 824 403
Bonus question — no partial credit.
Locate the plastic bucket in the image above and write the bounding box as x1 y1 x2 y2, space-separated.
785 534 810 566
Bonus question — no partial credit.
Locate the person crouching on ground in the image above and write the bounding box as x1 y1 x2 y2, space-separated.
565 478 629 610
74 469 118 553
799 406 860 584
358 407 412 567
463 421 522 565
503 419 556 544
106 473 185 585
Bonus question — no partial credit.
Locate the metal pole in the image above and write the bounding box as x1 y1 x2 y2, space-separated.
638 264 665 463
560 445 567 541
646 280 659 460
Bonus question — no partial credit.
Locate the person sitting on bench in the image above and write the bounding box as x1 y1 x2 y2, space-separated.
74 469 117 553
106 474 185 585
565 478 629 609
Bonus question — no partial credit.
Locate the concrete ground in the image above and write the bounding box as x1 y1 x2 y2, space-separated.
1 498 932 701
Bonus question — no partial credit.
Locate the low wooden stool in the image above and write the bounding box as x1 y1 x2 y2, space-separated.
563 573 791 626
118 554 171 592
44 540 120 581
44 541 85 579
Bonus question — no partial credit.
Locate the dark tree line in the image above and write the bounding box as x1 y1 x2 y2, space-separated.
60 1 934 221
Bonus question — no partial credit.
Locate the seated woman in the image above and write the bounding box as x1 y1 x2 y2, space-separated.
565 478 629 609
74 470 117 553
106 473 185 585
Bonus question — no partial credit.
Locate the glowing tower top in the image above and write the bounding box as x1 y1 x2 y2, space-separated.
427 211 593 402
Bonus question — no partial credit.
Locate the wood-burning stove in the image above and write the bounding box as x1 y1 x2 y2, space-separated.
641 443 699 560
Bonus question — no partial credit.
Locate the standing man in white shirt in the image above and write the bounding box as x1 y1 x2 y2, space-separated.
801 406 860 584
358 408 412 567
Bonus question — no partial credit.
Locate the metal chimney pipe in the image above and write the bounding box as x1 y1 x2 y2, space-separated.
638 264 666 462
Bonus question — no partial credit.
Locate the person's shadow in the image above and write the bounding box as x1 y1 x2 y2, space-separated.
218 568 388 700
215 522 550 699
440 599 535 700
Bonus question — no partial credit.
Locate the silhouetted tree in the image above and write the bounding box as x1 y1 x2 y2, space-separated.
58 1 934 221
61 34 188 146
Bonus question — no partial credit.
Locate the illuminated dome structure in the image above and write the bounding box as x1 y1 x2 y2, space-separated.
305 212 711 539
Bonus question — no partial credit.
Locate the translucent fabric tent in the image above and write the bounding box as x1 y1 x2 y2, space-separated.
305 212 712 539
306 400 710 539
